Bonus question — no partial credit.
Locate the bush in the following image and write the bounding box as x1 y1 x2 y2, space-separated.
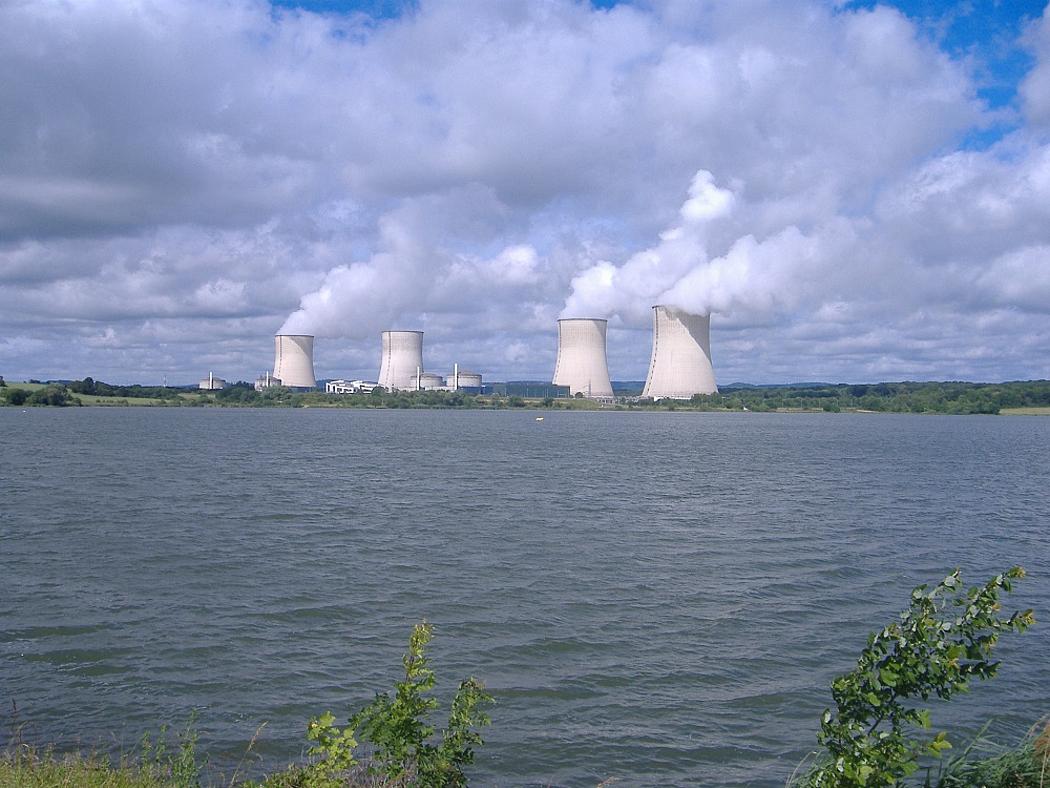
303 622 492 786
2 387 29 406
801 568 1033 786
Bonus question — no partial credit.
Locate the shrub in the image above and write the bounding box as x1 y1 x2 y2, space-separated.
802 567 1033 786
2 387 29 406
304 622 492 786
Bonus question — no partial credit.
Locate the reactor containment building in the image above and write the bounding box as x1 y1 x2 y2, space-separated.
642 305 717 399
552 318 614 398
273 334 317 390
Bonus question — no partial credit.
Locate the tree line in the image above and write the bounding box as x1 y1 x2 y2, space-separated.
3 376 1050 413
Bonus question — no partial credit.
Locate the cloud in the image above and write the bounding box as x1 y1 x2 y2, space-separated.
0 0 1049 383
1021 5 1050 128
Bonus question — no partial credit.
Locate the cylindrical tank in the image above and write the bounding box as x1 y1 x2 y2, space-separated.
642 305 717 399
552 318 614 398
418 372 444 390
273 334 316 389
377 330 424 391
456 371 482 389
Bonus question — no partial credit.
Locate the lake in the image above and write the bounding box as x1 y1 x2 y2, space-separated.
1 408 1048 786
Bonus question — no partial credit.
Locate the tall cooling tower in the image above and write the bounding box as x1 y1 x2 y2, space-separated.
377 330 424 391
552 318 614 398
273 334 317 389
642 305 717 399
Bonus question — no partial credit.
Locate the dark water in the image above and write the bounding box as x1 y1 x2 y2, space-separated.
1 408 1048 786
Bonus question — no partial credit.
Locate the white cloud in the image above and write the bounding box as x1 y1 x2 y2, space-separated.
0 0 1048 383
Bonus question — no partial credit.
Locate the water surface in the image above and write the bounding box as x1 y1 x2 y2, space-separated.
1 408 1048 785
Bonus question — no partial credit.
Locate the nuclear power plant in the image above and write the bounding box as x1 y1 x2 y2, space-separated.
642 305 717 399
261 303 718 401
273 334 317 390
552 318 614 398
377 330 425 391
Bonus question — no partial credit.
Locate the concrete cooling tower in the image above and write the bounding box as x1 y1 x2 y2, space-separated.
273 334 316 389
642 306 717 399
552 318 614 398
378 330 424 391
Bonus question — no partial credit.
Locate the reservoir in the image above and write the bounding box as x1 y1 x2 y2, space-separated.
1 408 1048 785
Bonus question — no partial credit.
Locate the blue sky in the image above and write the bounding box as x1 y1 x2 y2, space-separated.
1 0 1048 384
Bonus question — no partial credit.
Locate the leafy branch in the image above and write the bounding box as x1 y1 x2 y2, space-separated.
806 567 1034 786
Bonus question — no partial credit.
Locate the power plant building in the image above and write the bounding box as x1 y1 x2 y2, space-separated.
198 372 226 391
642 305 717 399
255 371 281 391
417 372 444 390
273 334 317 390
377 330 424 391
453 371 482 389
552 318 614 398
326 379 379 394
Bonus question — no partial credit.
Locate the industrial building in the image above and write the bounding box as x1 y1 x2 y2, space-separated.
326 379 379 394
552 318 614 398
255 371 281 391
642 305 717 399
198 372 226 390
273 334 317 390
377 330 424 391
448 365 482 390
326 364 482 395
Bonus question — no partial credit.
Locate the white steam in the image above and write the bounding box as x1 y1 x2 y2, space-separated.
278 202 546 339
561 170 844 322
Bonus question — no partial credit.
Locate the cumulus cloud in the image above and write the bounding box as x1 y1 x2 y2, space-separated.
1 0 1049 383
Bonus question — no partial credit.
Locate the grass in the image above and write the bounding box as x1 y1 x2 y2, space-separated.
74 394 172 406
935 718 1050 787
1001 406 1050 416
6 722 1048 787
0 748 172 787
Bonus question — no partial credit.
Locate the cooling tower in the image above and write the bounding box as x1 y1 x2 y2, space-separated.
642 306 717 399
273 334 316 389
377 330 424 391
552 318 614 398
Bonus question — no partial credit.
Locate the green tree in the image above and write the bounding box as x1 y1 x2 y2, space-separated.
306 622 492 787
804 567 1033 786
2 387 28 406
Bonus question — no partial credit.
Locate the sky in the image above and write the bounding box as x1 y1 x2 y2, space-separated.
2 0 1049 385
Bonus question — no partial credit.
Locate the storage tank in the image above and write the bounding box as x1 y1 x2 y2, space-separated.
642 305 717 399
418 372 444 390
455 371 482 389
552 318 614 398
377 330 424 391
273 334 316 390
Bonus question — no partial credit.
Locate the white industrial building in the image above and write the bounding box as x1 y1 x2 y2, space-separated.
325 363 482 395
273 334 317 390
255 371 282 391
377 330 424 391
449 365 482 390
198 372 226 390
642 305 717 399
326 379 379 394
417 372 444 389
552 318 614 398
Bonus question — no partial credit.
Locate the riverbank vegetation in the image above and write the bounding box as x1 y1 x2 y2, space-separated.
3 377 1050 413
3 570 1045 786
